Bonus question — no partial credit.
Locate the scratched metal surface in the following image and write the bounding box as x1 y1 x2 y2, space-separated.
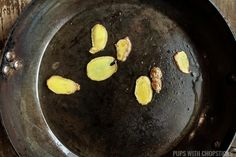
0 0 235 156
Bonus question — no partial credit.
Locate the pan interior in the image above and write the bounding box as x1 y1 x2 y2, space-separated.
38 2 203 157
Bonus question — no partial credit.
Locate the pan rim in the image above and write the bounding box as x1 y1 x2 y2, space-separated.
0 0 235 157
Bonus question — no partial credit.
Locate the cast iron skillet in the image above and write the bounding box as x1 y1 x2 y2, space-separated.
0 0 236 156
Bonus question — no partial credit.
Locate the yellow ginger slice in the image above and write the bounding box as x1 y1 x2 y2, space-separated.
47 75 80 95
135 76 153 106
87 56 118 81
116 37 132 62
174 51 190 74
89 24 108 54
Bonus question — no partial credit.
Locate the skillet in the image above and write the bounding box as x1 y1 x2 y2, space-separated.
0 0 236 156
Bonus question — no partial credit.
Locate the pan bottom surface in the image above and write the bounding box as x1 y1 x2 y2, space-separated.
39 3 203 157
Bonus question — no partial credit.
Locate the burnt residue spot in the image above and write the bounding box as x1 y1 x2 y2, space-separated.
51 62 60 70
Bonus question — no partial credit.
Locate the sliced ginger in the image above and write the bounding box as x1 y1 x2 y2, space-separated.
135 76 153 106
87 56 118 81
89 24 108 54
174 51 190 74
47 75 80 95
116 37 132 62
150 67 163 93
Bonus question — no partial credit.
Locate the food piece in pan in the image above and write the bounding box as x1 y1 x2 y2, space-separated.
87 56 118 81
47 75 80 95
135 76 153 106
150 67 163 93
89 24 108 54
174 51 190 74
116 37 132 62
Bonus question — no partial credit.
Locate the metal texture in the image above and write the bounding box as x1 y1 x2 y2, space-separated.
5 51 16 62
13 60 23 70
0 0 236 157
230 139 236 153
2 65 11 76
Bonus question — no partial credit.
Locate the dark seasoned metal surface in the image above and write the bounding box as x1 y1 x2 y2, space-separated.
0 0 235 157
39 3 202 157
